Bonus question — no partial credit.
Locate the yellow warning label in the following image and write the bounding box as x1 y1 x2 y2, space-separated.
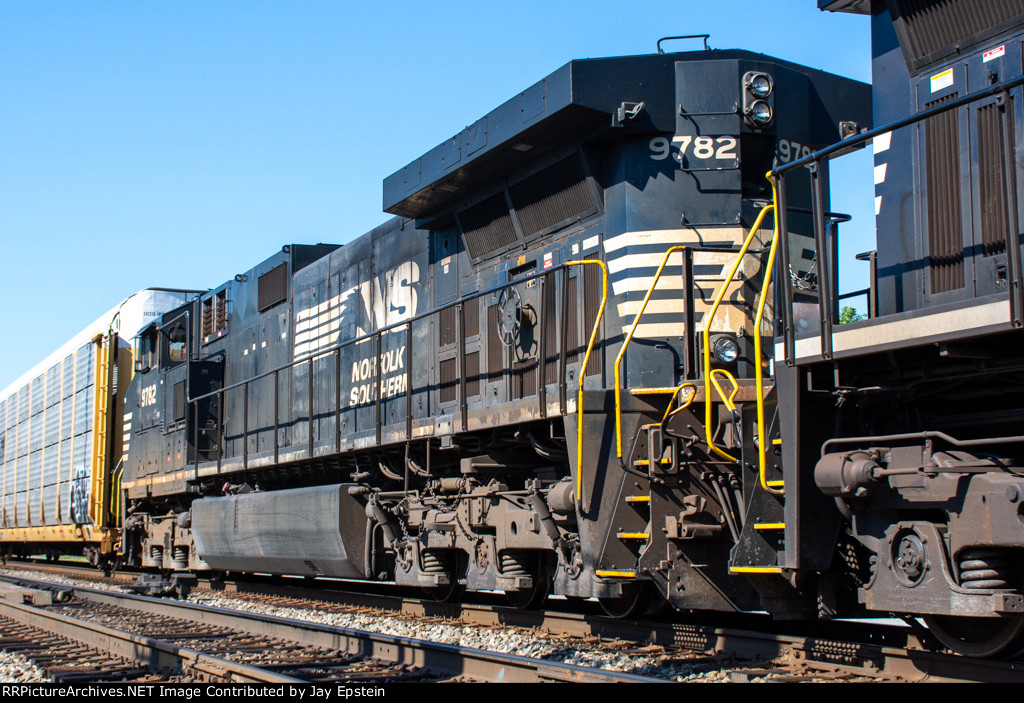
930 68 954 93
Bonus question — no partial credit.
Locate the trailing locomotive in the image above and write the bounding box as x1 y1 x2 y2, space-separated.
766 0 1024 657
116 47 870 617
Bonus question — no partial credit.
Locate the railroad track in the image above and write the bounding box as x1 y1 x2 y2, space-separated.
0 574 669 683
3 562 1024 683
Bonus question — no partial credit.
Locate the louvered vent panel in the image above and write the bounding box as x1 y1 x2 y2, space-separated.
893 0 1024 65
978 103 1009 257
439 358 457 404
201 298 214 338
925 94 964 293
510 155 596 238
466 351 481 398
566 277 579 366
582 264 604 376
438 305 457 347
487 304 504 380
215 290 227 332
464 296 479 338
258 263 288 311
544 274 559 385
512 359 537 400
459 194 517 259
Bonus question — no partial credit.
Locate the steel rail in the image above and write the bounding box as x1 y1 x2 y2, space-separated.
4 567 1024 683
4 576 670 684
0 595 299 683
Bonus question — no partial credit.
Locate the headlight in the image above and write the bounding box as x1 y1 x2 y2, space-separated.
742 71 775 128
746 73 773 98
747 100 773 126
712 335 739 364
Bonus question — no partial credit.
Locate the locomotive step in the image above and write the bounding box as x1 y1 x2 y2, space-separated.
594 570 638 579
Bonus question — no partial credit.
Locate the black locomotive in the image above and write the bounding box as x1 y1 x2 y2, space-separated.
120 46 867 617
111 0 1024 659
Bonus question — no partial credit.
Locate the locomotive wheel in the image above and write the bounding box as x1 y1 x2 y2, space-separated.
597 581 648 619
505 562 552 610
426 579 466 603
923 614 1024 658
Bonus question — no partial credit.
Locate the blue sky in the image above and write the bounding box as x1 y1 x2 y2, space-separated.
0 1 873 391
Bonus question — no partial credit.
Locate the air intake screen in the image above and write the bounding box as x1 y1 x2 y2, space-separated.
459 194 517 259
258 263 288 311
891 0 1024 68
510 155 596 238
925 94 964 293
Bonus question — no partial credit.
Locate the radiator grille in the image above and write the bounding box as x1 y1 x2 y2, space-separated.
510 154 596 238
459 194 517 259
978 103 1009 257
892 0 1024 68
925 94 964 293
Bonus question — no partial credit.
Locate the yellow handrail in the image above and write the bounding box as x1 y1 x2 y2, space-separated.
566 259 609 505
613 245 688 459
709 369 739 412
661 382 697 424
701 203 775 461
755 174 784 495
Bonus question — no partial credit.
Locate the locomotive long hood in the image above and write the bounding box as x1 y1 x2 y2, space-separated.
383 50 759 222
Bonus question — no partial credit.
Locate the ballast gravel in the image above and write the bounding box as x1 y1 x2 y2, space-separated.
0 569 808 683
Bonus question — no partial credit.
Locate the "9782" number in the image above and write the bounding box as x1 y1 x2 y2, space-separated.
650 135 738 163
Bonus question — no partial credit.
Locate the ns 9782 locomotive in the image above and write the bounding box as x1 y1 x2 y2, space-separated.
117 44 870 619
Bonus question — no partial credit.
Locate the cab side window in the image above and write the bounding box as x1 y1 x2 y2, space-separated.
163 321 188 368
137 327 158 372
